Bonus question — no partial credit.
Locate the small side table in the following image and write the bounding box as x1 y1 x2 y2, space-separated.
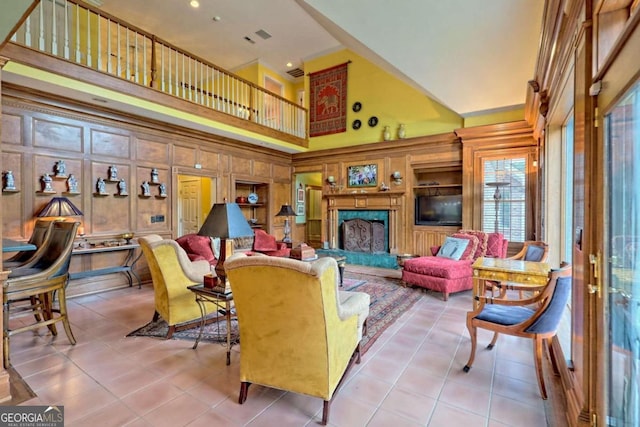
187 284 236 365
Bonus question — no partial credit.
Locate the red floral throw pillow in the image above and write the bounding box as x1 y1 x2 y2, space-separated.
459 230 489 259
253 229 278 252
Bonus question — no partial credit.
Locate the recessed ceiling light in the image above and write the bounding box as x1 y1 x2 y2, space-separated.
212 16 221 22
286 62 293 68
190 0 200 8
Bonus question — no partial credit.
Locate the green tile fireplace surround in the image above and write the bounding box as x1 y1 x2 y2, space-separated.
320 209 398 269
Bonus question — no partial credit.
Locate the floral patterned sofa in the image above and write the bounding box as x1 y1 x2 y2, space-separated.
401 230 508 301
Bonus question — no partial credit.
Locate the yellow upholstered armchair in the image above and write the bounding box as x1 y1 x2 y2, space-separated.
224 253 370 425
139 235 219 338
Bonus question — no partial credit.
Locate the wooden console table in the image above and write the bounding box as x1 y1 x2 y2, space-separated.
70 242 142 288
472 257 550 308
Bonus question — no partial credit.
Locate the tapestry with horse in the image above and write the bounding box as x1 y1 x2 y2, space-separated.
309 62 348 137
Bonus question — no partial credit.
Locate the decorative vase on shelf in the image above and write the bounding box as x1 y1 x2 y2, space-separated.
397 124 406 139
383 126 391 141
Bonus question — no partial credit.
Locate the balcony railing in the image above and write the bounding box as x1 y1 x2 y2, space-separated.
9 0 308 141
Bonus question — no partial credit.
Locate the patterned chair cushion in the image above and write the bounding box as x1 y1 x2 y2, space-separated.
486 232 506 258
451 233 480 260
403 256 473 279
459 230 489 258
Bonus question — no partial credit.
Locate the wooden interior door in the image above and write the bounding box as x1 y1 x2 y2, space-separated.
305 186 322 248
178 176 201 236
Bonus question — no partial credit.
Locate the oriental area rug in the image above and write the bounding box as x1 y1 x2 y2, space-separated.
127 272 423 355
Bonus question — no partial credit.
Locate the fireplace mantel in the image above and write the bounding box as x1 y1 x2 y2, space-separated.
325 191 405 253
325 191 404 210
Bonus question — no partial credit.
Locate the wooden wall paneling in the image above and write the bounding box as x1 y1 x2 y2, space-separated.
273 163 291 183
324 162 341 193
1 151 24 239
136 137 170 165
1 113 22 145
136 166 168 230
90 129 130 159
253 159 271 179
173 144 197 167
412 227 457 256
272 181 290 240
198 147 220 172
231 156 252 176
387 155 407 192
91 162 132 234
33 117 82 152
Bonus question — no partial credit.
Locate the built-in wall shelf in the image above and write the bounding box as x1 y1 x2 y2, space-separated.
412 184 462 189
235 180 269 230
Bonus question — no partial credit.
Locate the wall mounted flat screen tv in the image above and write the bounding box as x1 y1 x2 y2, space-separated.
415 194 462 226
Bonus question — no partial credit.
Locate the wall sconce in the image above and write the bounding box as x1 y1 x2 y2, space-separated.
391 171 403 185
326 175 336 191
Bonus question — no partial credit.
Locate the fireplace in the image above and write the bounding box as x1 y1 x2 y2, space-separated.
325 192 402 266
342 218 385 253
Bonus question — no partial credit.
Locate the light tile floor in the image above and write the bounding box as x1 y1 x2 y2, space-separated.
9 274 550 426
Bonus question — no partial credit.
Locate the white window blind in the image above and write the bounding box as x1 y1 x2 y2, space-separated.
482 157 526 242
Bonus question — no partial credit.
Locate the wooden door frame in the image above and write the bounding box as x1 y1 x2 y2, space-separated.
171 167 217 239
592 13 640 425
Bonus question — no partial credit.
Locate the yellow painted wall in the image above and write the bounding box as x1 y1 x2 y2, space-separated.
234 62 301 104
304 49 462 151
463 108 525 128
234 63 259 84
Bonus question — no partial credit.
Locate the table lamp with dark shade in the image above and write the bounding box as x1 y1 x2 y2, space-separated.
198 202 253 294
37 196 84 218
276 204 296 243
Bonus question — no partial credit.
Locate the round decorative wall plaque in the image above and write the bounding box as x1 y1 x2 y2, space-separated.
352 119 362 130
352 102 362 112
368 116 379 127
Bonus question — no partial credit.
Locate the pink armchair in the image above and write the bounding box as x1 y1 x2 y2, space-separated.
401 230 508 301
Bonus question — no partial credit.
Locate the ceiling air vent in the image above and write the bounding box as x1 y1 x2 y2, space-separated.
287 67 304 78
255 29 272 40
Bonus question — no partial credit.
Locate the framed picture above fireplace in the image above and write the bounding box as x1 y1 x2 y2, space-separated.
347 163 378 188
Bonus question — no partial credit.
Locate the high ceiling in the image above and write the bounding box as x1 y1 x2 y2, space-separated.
95 0 545 118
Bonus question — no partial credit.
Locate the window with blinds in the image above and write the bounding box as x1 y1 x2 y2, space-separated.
482 157 526 242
